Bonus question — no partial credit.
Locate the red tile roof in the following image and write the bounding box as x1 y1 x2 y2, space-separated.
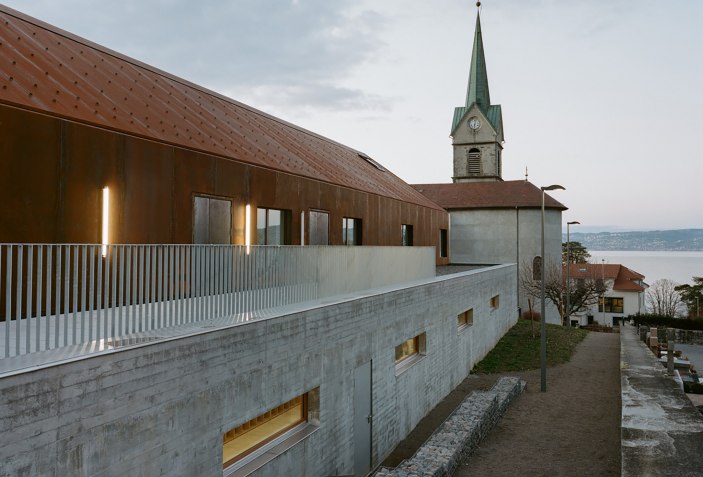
412 180 567 210
566 264 647 292
0 6 444 211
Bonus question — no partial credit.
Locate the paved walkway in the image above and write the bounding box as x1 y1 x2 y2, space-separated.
382 331 621 476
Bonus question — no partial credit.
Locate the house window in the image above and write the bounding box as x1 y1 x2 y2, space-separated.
490 295 500 310
599 297 624 313
467 148 481 175
223 388 320 471
193 195 232 244
458 308 473 330
309 210 329 245
439 229 448 258
257 208 292 245
395 332 426 373
401 224 414 246
342 217 362 245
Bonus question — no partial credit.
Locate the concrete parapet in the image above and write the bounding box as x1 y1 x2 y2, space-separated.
621 324 703 477
373 377 526 477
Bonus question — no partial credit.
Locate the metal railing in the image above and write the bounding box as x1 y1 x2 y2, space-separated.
0 244 435 358
0 244 319 357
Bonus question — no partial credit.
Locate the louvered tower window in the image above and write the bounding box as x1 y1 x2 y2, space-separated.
468 148 481 175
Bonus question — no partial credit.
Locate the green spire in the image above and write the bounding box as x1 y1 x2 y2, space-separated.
465 11 490 111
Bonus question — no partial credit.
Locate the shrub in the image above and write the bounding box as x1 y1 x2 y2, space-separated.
628 313 703 331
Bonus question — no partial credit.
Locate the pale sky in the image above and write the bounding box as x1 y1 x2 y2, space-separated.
4 0 702 230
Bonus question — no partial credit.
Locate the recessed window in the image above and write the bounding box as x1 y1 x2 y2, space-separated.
395 332 426 374
532 256 542 281
401 224 414 246
342 217 362 245
439 229 448 258
223 388 319 472
467 148 481 175
458 308 473 330
490 295 500 310
256 207 292 245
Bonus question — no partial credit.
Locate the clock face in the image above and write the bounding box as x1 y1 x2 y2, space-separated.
468 117 481 130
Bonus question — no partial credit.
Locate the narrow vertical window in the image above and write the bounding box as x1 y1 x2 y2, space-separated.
401 224 414 246
490 295 500 310
439 229 448 258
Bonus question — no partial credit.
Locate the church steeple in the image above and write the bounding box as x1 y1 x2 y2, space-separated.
465 10 490 112
450 2 505 184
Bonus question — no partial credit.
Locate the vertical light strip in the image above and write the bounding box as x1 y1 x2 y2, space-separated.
300 211 305 246
102 187 110 257
245 204 251 254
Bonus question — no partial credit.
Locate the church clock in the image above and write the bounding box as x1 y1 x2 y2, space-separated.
468 117 481 130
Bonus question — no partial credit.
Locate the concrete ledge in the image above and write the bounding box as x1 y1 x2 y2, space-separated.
621 324 703 477
373 376 526 477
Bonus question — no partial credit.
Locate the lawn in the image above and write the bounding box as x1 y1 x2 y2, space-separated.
472 319 589 374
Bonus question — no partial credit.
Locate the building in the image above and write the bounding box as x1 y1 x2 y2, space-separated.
566 263 647 327
413 9 566 324
0 6 518 477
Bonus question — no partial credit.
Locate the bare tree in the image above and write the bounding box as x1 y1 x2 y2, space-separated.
647 279 685 317
520 258 606 325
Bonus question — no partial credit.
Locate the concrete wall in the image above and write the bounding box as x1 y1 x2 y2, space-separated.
449 207 562 324
0 265 517 477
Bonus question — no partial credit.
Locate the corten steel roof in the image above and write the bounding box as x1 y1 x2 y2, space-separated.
412 180 567 210
0 6 443 211
567 264 647 292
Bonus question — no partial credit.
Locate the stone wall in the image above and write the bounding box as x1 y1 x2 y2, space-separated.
0 265 517 477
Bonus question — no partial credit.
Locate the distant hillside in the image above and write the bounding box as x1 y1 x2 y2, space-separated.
565 229 703 251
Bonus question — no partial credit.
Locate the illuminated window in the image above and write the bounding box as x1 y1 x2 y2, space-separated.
223 389 319 471
395 332 426 373
490 295 500 310
257 207 292 245
342 217 362 245
599 297 624 313
458 308 473 330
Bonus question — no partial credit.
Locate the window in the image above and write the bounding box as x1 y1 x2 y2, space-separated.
342 217 362 245
467 148 481 175
223 388 320 473
394 332 426 373
257 208 292 245
532 256 542 281
439 229 448 258
599 297 624 313
458 308 473 330
490 295 500 310
193 195 232 244
309 210 329 245
401 224 414 246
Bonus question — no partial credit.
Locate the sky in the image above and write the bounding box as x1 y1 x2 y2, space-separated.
4 0 702 231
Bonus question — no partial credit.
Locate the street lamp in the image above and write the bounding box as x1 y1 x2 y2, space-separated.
565 221 580 326
601 259 606 325
541 184 565 393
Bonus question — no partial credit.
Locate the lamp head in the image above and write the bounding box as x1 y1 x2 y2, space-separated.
541 184 566 192
567 221 580 225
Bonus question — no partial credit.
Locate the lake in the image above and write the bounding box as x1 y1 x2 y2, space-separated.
589 250 703 286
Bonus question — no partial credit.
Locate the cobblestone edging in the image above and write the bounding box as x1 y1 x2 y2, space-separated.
373 376 526 477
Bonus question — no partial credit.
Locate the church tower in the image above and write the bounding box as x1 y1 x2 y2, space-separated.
450 6 504 183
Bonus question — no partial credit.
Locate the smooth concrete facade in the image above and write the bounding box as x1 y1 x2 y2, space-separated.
449 207 562 324
0 265 517 477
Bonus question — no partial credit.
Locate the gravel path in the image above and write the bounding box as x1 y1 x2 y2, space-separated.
381 331 621 476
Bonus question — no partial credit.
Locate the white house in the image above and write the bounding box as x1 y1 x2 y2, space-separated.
567 263 647 327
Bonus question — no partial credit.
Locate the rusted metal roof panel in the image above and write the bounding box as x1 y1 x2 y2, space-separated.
0 6 444 211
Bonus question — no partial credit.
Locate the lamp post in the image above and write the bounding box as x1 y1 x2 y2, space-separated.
540 184 565 392
602 259 606 325
565 221 580 327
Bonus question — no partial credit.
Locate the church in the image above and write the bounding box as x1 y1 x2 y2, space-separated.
413 7 567 324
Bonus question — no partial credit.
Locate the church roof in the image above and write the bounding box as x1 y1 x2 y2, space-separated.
0 6 444 212
450 11 502 135
411 180 567 210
